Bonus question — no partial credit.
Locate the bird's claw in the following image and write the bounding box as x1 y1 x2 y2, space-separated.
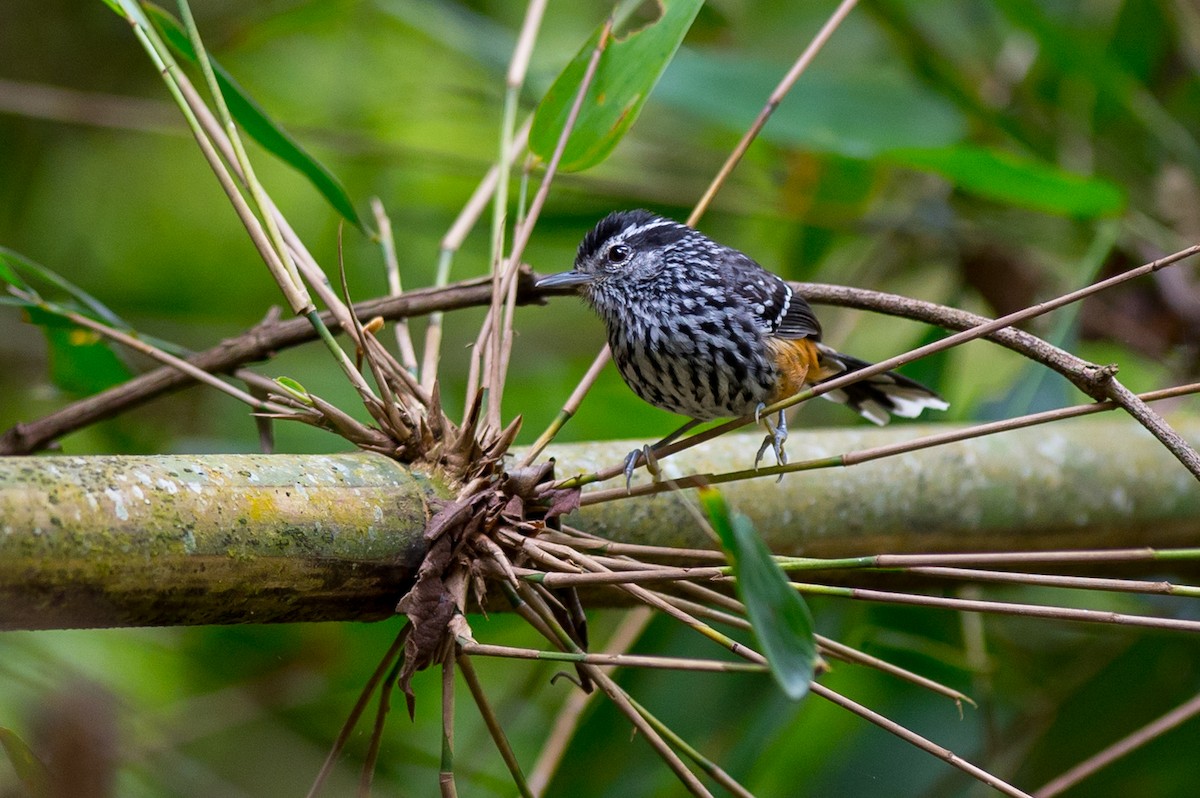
754 410 789 482
622 449 640 492
622 445 659 491
624 444 662 491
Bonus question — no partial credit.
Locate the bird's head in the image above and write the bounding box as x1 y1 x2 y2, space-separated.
536 210 696 301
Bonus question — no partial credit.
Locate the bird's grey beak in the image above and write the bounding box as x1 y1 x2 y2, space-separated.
536 270 593 289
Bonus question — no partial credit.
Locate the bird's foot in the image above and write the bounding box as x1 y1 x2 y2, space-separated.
622 418 700 491
622 448 640 492
623 444 662 491
754 408 789 481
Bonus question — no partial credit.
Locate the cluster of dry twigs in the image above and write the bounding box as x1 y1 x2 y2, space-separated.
7 1 1200 797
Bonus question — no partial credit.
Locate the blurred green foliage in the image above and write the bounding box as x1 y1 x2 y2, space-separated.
2 1 1200 796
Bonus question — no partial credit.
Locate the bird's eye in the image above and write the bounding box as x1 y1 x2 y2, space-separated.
607 244 632 264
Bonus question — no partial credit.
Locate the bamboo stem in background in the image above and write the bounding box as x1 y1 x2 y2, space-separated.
3 416 1200 630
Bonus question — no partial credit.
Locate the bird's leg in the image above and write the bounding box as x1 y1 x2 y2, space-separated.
754 404 789 474
624 418 702 491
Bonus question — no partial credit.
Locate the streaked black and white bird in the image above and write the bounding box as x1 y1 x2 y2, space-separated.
538 210 947 476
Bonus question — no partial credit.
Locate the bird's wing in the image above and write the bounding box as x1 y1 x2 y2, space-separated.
728 255 822 340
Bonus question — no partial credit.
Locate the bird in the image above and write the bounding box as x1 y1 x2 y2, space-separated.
537 209 948 483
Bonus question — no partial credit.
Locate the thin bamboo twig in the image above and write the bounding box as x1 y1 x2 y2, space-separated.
1034 690 1200 798
175 70 339 315
517 535 766 663
790 582 1200 633
529 546 1200 599
773 548 1200 572
358 652 403 798
422 121 533 393
173 2 312 314
371 198 418 373
687 0 860 227
530 540 711 575
811 683 1032 798
459 642 765 673
498 582 563 646
664 580 972 706
439 649 458 798
653 591 752 630
665 578 973 705
484 18 612 432
155 30 379 404
11 291 294 417
815 635 975 707
482 0 549 429
515 585 713 797
522 564 726 588
906 566 1200 598
576 380 1200 502
527 607 654 797
128 24 304 311
306 623 409 798
872 548 1199 568
666 578 746 615
839 382 1200 467
623 692 756 798
170 75 329 306
456 654 534 798
539 530 725 562
484 0 548 431
522 345 614 465
583 664 715 797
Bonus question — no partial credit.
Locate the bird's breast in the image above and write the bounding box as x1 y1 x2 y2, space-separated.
605 304 778 419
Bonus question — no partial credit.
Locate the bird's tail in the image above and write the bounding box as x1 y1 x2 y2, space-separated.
814 344 948 426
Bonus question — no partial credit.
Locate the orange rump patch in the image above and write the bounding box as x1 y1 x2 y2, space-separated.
765 337 822 404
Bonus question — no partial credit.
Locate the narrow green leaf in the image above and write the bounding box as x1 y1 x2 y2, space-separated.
1 247 126 329
23 307 133 396
530 0 704 172
141 3 365 231
1 249 189 362
0 727 50 798
0 250 33 294
887 145 1126 218
700 487 817 700
102 0 153 27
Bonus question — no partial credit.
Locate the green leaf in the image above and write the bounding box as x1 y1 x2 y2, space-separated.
653 49 966 157
102 0 152 28
0 727 50 798
700 487 817 700
886 145 1125 217
1 248 188 396
530 0 704 172
0 252 33 294
274 376 314 406
142 3 365 231
23 307 133 396
1 247 126 329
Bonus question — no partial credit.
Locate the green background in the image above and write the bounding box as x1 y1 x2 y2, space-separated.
2 1 1199 795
